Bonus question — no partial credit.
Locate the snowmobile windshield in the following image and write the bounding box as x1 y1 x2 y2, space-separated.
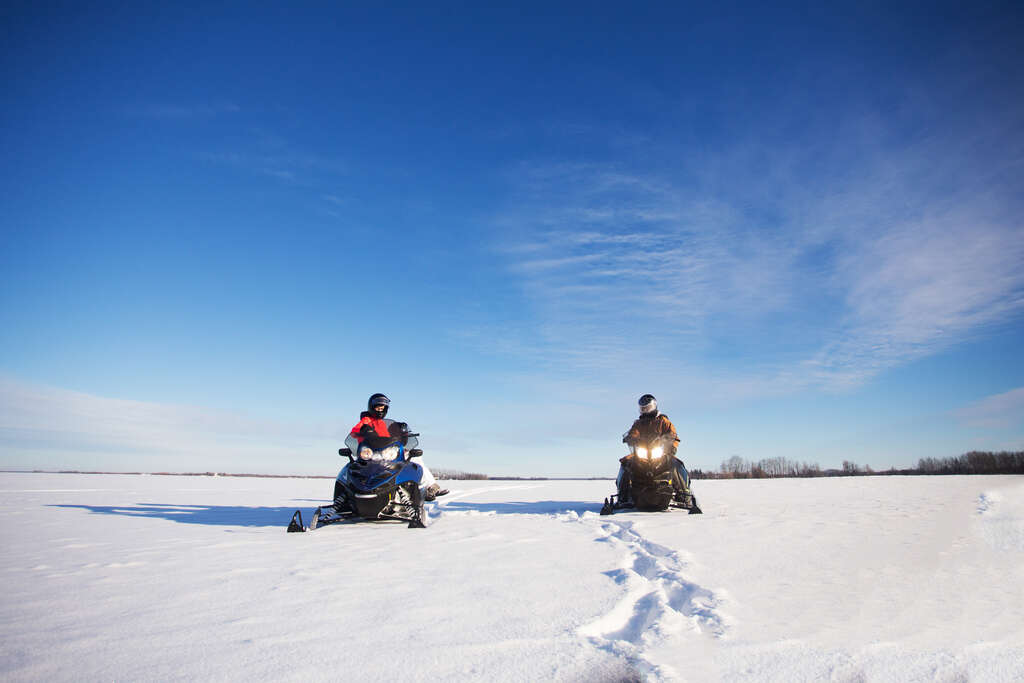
344 423 418 462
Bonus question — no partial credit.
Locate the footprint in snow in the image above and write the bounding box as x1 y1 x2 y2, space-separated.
577 518 730 678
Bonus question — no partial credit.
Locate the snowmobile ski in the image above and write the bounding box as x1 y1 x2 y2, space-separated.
307 504 355 530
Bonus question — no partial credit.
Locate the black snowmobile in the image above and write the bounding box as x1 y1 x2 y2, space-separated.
600 434 702 515
288 421 429 531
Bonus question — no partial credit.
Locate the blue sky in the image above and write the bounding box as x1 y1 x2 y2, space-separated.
2 1 1023 476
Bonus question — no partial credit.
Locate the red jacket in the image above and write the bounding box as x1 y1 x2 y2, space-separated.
350 412 391 442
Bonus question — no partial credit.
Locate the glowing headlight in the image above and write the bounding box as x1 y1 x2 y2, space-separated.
380 445 400 461
636 446 648 459
651 446 664 459
359 447 373 459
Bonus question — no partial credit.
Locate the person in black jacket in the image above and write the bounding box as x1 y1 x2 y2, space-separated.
618 394 695 507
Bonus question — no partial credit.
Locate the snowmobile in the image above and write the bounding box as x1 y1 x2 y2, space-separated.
600 434 702 515
287 420 428 531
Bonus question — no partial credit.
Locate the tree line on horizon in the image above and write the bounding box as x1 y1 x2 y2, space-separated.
691 451 1024 479
431 468 489 480
24 451 1022 481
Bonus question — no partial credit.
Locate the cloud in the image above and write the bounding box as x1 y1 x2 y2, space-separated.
810 212 1024 387
485 108 1024 398
486 163 809 374
199 142 348 188
956 387 1024 429
0 378 338 472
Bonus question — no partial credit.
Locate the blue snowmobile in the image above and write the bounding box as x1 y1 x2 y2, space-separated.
287 420 428 531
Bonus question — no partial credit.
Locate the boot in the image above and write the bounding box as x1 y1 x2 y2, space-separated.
423 483 449 502
671 464 693 507
617 478 632 505
673 484 693 508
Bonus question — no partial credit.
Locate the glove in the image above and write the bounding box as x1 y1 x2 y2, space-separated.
358 423 375 437
387 421 409 441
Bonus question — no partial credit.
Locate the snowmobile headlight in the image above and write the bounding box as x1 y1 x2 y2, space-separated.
380 445 400 461
359 446 373 460
636 446 648 459
651 446 664 459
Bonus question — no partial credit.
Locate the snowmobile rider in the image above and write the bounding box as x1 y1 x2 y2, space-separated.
350 393 448 501
619 394 695 507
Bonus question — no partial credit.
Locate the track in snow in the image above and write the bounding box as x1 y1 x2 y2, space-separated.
575 516 729 680
431 487 729 679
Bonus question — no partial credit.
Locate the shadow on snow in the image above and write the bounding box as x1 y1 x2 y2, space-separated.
50 502 313 528
51 498 614 527
438 500 606 516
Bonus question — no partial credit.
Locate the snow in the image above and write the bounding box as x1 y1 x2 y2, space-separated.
1 472 1022 682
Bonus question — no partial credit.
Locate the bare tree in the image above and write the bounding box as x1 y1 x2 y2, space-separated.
721 455 749 477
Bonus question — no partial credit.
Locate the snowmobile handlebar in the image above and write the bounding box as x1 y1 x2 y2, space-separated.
624 434 676 446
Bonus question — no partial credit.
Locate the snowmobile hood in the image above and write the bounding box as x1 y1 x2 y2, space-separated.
349 461 400 492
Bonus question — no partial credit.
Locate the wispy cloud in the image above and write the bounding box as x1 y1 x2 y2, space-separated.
0 378 338 473
956 387 1024 430
810 211 1024 387
486 104 1024 398
199 138 348 189
487 163 813 378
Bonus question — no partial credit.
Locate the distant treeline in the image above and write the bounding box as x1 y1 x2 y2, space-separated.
41 468 494 480
12 468 601 481
431 468 489 480
41 470 335 479
486 476 614 481
429 470 616 481
915 451 1024 475
692 451 1024 480
17 451 1022 482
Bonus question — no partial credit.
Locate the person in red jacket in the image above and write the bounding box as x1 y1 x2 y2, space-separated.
349 393 448 501
350 393 398 448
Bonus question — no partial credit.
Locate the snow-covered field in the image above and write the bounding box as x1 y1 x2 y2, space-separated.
2 472 1022 682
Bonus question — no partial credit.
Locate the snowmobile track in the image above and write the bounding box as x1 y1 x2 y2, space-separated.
577 518 729 679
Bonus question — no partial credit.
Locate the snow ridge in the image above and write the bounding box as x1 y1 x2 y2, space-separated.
577 517 729 680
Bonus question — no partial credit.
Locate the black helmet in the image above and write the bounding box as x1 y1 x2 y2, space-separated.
638 394 658 416
367 393 390 418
